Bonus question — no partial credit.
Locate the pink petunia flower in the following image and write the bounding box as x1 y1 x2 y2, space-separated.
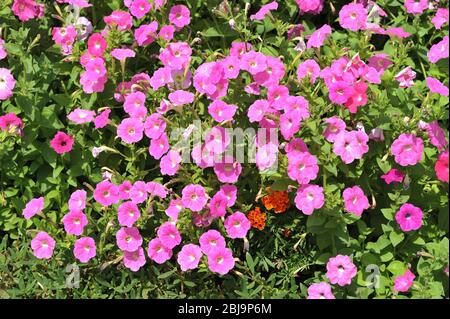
287 152 319 184
339 3 368 31
129 181 148 204
295 0 324 15
213 156 242 184
169 5 191 28
391 133 424 166
404 0 428 15
199 230 226 255
326 255 357 286
111 48 136 61
306 24 332 49
381 169 405 184
432 8 449 29
147 238 173 264
333 130 369 164
67 108 96 124
395 203 423 232
428 36 449 64
307 282 335 299
23 197 44 219
250 1 278 21
165 198 183 221
73 237 96 263
394 269 416 292
342 186 370 217
181 184 208 212
368 53 393 73
129 0 151 19
208 100 238 122
159 42 192 70
395 67 416 88
248 99 269 122
218 184 237 208
323 116 346 142
168 90 195 106
87 33 107 57
123 91 147 118
207 247 235 275
94 108 111 128
0 112 23 135
149 132 169 159
435 150 449 183
50 131 74 154
294 184 324 215
62 210 88 236
209 192 228 218
297 59 321 84
0 68 16 101
104 10 133 31
0 38 7 60
31 231 56 259
146 181 168 199
160 150 182 176
116 227 143 252
224 211 251 239
177 244 203 272
424 121 448 150
426 77 449 96
256 142 279 171
118 201 140 227
239 50 267 75
280 110 302 140
157 221 182 249
123 247 146 271
117 118 144 144
159 25 175 41
134 21 158 46
93 180 120 206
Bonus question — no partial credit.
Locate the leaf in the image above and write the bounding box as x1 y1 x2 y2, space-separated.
387 261 407 276
389 231 404 247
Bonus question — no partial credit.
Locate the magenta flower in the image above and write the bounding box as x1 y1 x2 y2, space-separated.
31 231 56 260
93 180 119 206
224 211 251 239
326 255 357 287
391 133 424 166
207 247 235 275
124 91 146 118
165 198 183 221
118 201 140 227
296 0 324 15
146 181 168 198
50 131 74 154
428 36 449 64
250 1 278 21
67 108 96 124
147 238 173 264
394 269 416 292
395 67 416 88
297 59 320 84
339 3 368 31
287 152 319 184
213 156 242 184
157 222 182 249
134 21 158 46
87 33 107 57
177 244 203 272
104 10 133 31
111 48 136 62
221 56 240 79
130 0 151 19
323 116 346 142
117 118 144 144
129 181 148 204
144 113 166 139
94 108 111 128
404 0 428 15
381 169 405 184
209 192 228 218
307 282 335 299
280 110 301 140
169 5 191 28
395 203 423 232
435 150 449 183
368 53 393 73
333 130 369 164
342 186 370 217
426 77 449 96
116 227 143 252
181 184 208 212
62 211 88 236
432 8 449 29
239 50 267 75
0 112 23 135
159 25 175 41
73 237 96 263
160 150 182 176
123 247 146 271
199 230 226 255
22 197 44 220
159 42 192 70
306 24 331 49
248 99 269 122
294 184 324 215
149 132 169 159
208 100 238 122
219 184 237 208
423 121 448 151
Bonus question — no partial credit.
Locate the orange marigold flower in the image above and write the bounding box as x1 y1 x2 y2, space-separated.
261 188 290 214
247 207 266 231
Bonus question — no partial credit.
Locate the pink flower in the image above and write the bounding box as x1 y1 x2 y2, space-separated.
285 138 308 160
339 3 368 31
328 81 353 105
385 27 411 38
160 150 182 176
134 22 158 46
230 41 253 57
87 33 107 57
149 132 169 159
118 180 132 200
124 91 146 118
0 68 16 100
323 116 346 142
67 108 96 124
159 25 175 41
426 77 449 96
177 244 203 272
159 42 192 70
294 184 324 215
297 59 320 84
146 182 168 199
116 227 143 252
207 247 235 275
129 181 148 204
12 0 43 22
50 131 74 154
62 211 88 236
296 0 324 14
391 133 424 166
428 36 449 64
31 231 56 259
218 184 237 207
147 238 173 264
199 230 226 255
209 192 228 218
73 237 96 263
280 110 302 140
94 108 111 128
432 8 449 29
250 1 278 21
165 198 183 221
248 99 269 122
111 48 136 61
333 130 369 164
256 143 279 171
0 112 23 135
93 180 120 206
342 186 370 217
104 10 133 31
168 90 195 106
381 169 405 184
306 24 331 49
326 255 357 286
307 282 335 299
435 150 449 183
395 203 423 232
213 156 242 184
22 197 44 219
181 184 208 212
157 222 182 249
404 0 428 15
287 152 319 184
80 70 107 94
123 247 146 271
169 5 191 28
117 118 144 144
395 67 416 88
424 121 448 150
0 38 6 60
240 51 267 75
224 211 251 239
130 0 151 19
221 56 240 79
208 100 238 122
118 201 141 227
394 269 416 292
368 53 393 73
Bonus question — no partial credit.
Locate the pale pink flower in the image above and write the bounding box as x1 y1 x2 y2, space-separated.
207 247 235 275
428 36 449 64
177 244 203 271
0 68 16 101
224 211 251 239
117 118 144 144
149 132 169 159
147 238 173 264
250 1 278 20
213 156 242 184
62 210 88 236
208 100 238 122
395 67 416 88
157 221 182 249
31 231 56 259
116 227 143 252
181 184 208 212
118 201 141 227
67 108 96 124
160 150 182 176
426 77 449 96
294 184 324 215
73 237 96 263
306 24 332 49
307 282 335 299
23 197 44 219
123 247 146 271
